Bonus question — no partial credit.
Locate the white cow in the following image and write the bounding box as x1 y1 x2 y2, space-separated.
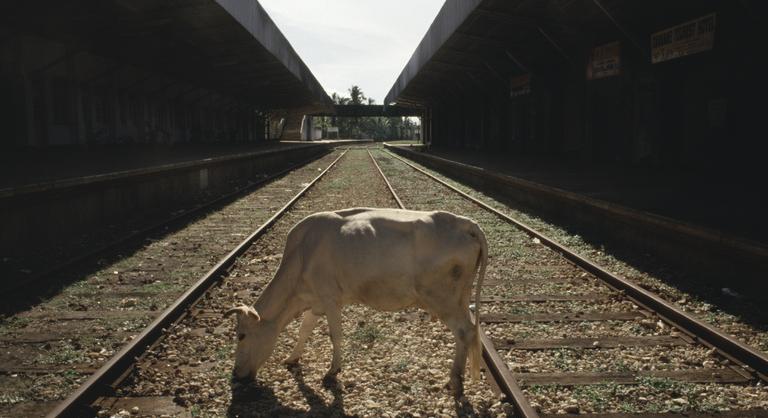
225 207 487 396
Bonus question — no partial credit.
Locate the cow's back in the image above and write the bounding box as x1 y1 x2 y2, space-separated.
296 209 481 312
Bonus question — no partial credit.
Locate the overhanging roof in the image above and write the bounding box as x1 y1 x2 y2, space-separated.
2 0 331 109
386 0 725 107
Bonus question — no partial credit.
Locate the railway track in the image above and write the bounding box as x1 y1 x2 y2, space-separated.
1 148 332 304
69 148 498 417
20 146 768 417
0 150 342 417
370 149 768 417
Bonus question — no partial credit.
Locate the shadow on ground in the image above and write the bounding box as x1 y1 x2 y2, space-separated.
227 364 489 417
227 364 355 418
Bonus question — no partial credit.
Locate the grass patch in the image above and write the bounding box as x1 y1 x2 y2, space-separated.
0 316 31 333
141 281 182 293
507 305 533 315
573 383 620 410
41 344 87 365
0 393 26 406
350 323 384 347
637 376 684 394
216 346 232 361
552 348 576 371
389 358 409 373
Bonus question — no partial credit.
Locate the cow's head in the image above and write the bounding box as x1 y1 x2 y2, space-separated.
224 305 278 381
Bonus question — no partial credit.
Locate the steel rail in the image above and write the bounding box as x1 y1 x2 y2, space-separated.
367 149 540 418
4 148 332 298
383 149 768 383
47 150 348 418
366 148 404 209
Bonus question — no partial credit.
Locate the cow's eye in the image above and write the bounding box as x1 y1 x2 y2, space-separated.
238 333 245 341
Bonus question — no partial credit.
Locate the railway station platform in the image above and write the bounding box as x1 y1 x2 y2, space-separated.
0 141 346 292
387 144 768 293
398 145 765 245
1 141 312 192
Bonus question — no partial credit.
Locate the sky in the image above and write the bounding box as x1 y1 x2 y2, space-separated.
259 0 445 104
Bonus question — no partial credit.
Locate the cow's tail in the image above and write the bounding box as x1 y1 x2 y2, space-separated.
469 222 488 381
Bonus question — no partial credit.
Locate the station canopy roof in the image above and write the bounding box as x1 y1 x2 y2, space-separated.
2 0 331 109
385 0 729 108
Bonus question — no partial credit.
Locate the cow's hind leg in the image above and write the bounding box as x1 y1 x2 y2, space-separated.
325 306 344 378
285 311 319 365
438 311 477 398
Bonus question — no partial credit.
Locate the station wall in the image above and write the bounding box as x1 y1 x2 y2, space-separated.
0 35 270 149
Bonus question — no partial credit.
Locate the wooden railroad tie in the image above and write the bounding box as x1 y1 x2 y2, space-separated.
481 311 642 323
473 293 612 303
494 335 689 350
515 368 751 386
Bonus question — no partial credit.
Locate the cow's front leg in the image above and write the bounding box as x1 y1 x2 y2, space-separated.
325 306 344 377
285 311 319 365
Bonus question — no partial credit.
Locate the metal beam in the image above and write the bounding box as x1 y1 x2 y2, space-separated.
472 8 544 28
482 61 510 87
431 59 483 71
536 26 575 66
454 31 509 50
591 0 646 54
504 50 530 73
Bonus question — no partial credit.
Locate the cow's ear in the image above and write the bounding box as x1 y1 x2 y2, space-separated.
223 305 261 322
246 307 261 322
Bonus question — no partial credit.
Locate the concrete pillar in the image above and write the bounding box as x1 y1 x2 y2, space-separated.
42 76 54 146
16 37 37 147
67 49 86 146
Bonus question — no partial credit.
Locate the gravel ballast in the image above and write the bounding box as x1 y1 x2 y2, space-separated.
372 149 768 415
0 151 341 417
106 149 502 417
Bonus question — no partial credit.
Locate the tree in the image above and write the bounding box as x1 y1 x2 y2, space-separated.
348 85 366 105
324 85 420 140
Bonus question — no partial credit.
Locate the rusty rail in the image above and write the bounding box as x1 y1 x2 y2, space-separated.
47 150 348 418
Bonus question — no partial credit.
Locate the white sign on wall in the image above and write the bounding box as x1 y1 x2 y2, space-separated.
652 13 716 64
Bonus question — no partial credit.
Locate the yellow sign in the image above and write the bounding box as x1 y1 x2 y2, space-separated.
652 13 716 64
588 41 621 80
510 74 531 98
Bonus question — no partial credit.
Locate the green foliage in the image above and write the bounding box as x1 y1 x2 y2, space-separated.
0 393 26 406
323 86 420 140
216 346 232 361
350 323 383 346
390 358 410 373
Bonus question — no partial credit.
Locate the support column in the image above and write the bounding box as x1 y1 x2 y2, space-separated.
67 47 86 146
16 37 37 147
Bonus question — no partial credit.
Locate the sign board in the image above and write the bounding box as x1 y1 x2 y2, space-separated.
587 41 621 80
510 74 531 98
652 13 716 64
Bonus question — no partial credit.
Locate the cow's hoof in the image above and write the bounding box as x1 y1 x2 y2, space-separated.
327 365 341 376
283 357 300 365
322 373 340 388
446 378 464 399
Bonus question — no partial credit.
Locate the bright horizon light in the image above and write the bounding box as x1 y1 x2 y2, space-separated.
258 0 445 103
